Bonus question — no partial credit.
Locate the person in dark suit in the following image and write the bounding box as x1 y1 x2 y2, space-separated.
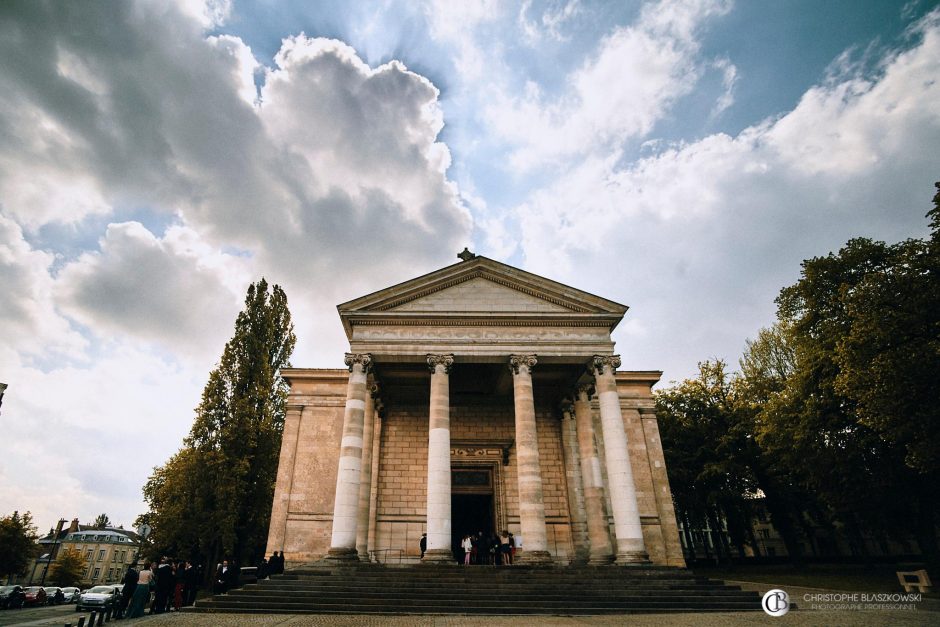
183 561 198 606
150 558 173 613
116 564 138 618
420 534 427 558
226 559 240 591
214 560 231 594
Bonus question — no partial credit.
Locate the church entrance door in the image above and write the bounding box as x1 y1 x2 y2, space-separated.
451 467 496 563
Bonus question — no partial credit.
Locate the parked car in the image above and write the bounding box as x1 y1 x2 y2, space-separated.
43 587 65 605
0 585 26 609
61 587 80 603
75 586 119 612
23 587 47 607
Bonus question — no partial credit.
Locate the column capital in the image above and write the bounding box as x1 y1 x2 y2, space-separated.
369 381 381 399
590 354 621 377
560 398 575 417
509 353 538 375
344 353 373 374
576 383 595 401
426 353 455 374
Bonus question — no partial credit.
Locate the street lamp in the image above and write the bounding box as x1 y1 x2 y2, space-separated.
40 518 66 586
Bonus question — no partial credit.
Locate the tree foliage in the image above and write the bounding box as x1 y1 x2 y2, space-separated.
48 548 85 586
659 181 940 570
141 279 296 570
92 513 111 529
0 511 39 579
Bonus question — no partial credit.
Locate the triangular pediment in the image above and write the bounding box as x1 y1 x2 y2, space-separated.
337 256 628 340
387 276 574 313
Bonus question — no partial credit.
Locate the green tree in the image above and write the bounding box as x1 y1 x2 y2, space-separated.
142 279 295 572
48 548 84 586
93 513 111 529
760 182 940 569
0 511 39 579
656 361 762 563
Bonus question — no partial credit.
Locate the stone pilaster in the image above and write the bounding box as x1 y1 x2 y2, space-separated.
560 399 589 563
574 384 615 564
509 354 552 565
366 402 383 559
424 354 455 562
356 382 378 561
591 355 649 565
325 353 372 561
266 403 303 558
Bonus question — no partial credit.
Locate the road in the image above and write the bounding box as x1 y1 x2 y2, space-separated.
0 603 102 627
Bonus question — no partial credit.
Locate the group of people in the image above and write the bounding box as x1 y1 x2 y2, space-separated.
116 558 200 619
457 531 518 565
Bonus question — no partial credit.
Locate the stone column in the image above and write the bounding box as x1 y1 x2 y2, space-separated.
510 354 552 564
424 354 454 562
560 399 589 563
574 384 615 564
355 382 378 561
591 355 649 564
326 352 372 561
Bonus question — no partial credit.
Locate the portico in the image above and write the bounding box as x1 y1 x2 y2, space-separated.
266 253 685 567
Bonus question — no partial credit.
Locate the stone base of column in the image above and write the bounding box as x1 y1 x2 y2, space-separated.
614 550 651 566
587 552 615 566
322 547 359 563
357 552 373 563
515 550 553 566
421 549 453 563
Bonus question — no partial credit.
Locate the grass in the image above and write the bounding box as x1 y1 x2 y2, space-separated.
693 563 910 592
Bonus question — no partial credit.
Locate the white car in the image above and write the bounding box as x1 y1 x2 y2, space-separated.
75 586 118 612
61 587 81 603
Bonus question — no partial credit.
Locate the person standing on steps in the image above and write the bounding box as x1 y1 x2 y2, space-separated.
461 535 473 565
499 531 511 566
419 533 427 558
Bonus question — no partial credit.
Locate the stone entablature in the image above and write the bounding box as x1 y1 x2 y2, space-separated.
267 254 685 568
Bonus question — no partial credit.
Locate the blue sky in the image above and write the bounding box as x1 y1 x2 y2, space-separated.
1 0 939 534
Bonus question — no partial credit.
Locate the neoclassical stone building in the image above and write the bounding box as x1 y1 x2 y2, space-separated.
266 252 684 567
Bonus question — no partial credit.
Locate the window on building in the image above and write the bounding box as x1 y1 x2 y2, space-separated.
86 549 93 559
93 567 100 580
98 549 106 561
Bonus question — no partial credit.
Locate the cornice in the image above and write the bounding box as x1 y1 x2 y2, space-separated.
347 312 622 328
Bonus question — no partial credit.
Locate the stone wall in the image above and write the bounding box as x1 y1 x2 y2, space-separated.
373 399 575 564
267 368 684 568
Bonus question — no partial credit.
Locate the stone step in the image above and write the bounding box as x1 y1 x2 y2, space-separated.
189 565 762 615
238 582 738 593
192 601 761 615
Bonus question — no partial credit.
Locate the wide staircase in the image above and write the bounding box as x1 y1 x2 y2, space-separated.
190 563 763 615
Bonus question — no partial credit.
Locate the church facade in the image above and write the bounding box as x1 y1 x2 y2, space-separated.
266 252 685 567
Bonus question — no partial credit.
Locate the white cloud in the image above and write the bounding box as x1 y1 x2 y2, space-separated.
0 215 87 362
55 222 250 362
0 1 471 531
514 8 940 380
0 344 205 532
519 0 583 43
486 0 732 170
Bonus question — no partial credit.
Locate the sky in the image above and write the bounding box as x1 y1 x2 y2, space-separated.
2 0 939 535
